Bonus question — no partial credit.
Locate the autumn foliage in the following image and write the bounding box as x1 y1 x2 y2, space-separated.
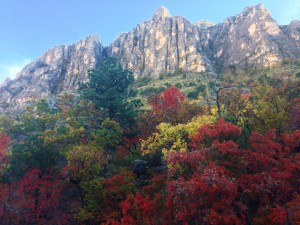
118 119 300 224
0 69 299 225
139 86 200 138
0 133 9 160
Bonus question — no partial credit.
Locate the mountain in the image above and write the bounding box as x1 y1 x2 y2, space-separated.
108 6 211 79
200 4 300 67
0 35 103 113
1 4 300 113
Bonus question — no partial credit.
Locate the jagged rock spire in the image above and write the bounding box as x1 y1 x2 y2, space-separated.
152 6 171 21
242 3 271 18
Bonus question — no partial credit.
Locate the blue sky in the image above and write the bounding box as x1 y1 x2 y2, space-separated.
0 0 299 83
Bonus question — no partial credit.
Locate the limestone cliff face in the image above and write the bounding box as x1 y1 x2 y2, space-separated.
108 4 300 76
0 35 103 113
1 4 300 114
108 7 210 78
200 4 297 67
281 20 300 55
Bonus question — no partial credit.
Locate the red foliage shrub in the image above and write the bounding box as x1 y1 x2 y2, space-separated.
118 120 299 224
0 133 9 160
15 168 67 224
151 86 185 112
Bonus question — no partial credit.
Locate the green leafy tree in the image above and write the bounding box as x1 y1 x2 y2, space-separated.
55 92 104 146
6 100 62 177
250 80 290 136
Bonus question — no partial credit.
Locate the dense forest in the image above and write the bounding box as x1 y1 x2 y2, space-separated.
0 58 299 225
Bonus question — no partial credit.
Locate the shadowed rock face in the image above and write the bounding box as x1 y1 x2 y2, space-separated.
0 35 103 113
0 4 299 114
281 20 300 55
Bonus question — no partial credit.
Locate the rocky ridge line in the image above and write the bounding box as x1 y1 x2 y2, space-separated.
0 4 299 113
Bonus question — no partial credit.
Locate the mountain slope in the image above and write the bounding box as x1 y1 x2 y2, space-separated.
0 35 103 113
200 4 300 67
108 6 210 79
0 4 299 114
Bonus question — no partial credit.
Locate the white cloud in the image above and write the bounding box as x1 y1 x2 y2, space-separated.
279 0 300 24
0 58 31 82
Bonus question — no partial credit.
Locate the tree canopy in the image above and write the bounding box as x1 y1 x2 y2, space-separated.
0 65 299 224
79 57 138 124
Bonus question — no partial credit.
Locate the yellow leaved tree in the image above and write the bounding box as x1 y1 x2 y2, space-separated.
141 115 215 165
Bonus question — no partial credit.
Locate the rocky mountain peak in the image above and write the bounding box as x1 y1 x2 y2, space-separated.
229 4 274 25
109 6 209 79
244 4 279 35
200 3 290 67
1 4 300 114
80 34 101 46
240 4 281 35
152 6 171 21
289 20 300 27
0 35 103 114
194 20 214 29
243 3 268 14
242 3 273 19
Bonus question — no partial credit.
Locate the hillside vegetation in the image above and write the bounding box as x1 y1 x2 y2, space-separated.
133 59 300 109
0 58 299 225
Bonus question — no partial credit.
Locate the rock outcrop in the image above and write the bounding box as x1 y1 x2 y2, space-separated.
281 20 300 55
0 35 103 113
200 4 299 67
108 6 210 78
109 4 300 76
